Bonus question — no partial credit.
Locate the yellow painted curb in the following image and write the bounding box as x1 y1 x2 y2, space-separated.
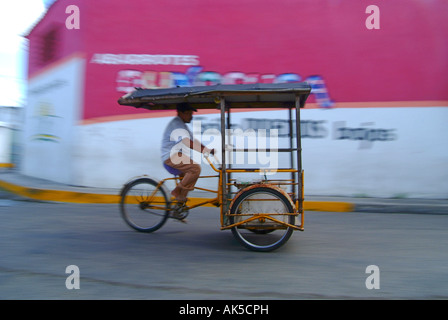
0 163 15 168
304 201 355 212
0 178 354 211
0 179 119 204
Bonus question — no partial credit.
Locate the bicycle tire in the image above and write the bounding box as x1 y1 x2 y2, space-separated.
229 186 295 252
120 178 170 233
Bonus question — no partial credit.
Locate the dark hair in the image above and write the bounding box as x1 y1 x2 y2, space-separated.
176 103 197 112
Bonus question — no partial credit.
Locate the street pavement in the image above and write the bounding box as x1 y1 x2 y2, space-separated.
1 168 448 301
1 201 448 300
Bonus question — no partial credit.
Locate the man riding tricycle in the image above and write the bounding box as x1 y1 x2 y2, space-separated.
118 82 311 251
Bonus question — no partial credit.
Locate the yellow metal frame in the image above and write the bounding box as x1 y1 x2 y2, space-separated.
143 155 305 232
118 83 312 241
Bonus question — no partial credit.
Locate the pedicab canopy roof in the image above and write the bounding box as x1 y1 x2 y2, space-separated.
117 83 311 110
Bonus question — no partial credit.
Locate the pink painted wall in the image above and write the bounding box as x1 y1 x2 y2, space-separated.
27 0 448 120
27 0 85 76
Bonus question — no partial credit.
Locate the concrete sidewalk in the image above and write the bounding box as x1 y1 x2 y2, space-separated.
1 168 448 214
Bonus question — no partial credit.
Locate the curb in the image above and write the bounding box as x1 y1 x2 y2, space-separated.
354 203 448 215
0 178 354 212
0 163 15 168
0 179 119 204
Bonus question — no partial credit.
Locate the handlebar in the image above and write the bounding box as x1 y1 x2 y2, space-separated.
203 152 221 172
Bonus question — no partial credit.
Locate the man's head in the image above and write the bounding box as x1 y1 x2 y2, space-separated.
176 103 197 123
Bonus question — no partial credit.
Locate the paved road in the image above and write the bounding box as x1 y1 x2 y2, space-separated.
1 197 447 300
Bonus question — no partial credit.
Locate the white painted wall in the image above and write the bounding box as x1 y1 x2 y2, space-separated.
0 124 12 164
21 57 84 184
72 106 448 199
0 107 22 166
299 107 448 198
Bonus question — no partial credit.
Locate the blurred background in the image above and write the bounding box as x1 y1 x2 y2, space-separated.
1 0 447 198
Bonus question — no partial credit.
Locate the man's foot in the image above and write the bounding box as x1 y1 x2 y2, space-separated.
171 213 188 223
171 189 187 203
170 202 188 223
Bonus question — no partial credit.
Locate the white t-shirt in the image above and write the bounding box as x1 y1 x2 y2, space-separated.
161 116 193 161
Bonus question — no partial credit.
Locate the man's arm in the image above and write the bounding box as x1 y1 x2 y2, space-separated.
182 137 214 154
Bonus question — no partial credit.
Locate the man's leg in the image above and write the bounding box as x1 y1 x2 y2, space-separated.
165 153 201 201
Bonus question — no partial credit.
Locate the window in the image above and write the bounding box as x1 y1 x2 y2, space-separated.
40 26 61 66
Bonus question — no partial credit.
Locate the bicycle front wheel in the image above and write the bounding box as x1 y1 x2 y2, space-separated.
229 186 295 252
120 178 170 232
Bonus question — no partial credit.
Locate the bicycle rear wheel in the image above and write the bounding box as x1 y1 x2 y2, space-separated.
229 186 295 252
120 178 170 232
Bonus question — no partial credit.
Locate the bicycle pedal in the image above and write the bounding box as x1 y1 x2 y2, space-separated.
170 210 188 221
173 202 185 210
173 217 188 224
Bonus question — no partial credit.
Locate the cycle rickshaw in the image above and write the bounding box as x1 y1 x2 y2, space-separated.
117 82 311 251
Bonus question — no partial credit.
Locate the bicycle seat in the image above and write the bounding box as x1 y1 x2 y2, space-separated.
163 163 182 176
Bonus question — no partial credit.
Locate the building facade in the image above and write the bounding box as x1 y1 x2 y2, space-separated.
23 0 448 198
